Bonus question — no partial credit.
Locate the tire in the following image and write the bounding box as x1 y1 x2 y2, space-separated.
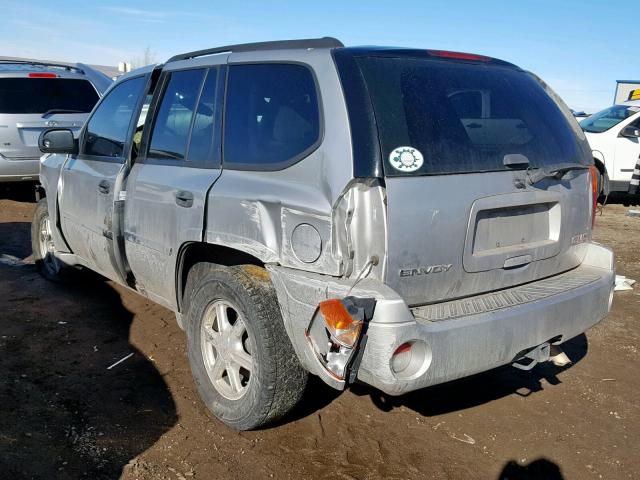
595 167 609 204
184 263 308 430
31 198 76 282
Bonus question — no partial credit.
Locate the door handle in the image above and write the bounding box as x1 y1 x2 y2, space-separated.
98 180 110 194
175 190 194 208
466 122 482 129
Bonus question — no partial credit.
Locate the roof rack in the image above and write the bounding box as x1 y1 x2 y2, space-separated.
167 37 344 63
0 58 85 74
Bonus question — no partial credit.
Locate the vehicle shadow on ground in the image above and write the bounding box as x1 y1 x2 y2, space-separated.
0 222 32 259
497 457 564 479
0 182 37 202
350 333 588 417
0 222 177 479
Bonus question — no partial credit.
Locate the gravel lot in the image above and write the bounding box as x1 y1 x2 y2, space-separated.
0 190 638 479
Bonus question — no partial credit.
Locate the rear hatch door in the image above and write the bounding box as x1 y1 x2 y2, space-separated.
357 54 593 306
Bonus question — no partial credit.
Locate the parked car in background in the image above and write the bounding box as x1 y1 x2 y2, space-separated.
0 60 111 183
34 38 614 430
580 101 640 195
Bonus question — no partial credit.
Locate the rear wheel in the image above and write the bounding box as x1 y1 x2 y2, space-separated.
184 263 307 430
31 198 76 282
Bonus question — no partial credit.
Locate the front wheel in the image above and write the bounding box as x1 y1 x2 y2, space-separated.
31 198 76 282
184 263 308 430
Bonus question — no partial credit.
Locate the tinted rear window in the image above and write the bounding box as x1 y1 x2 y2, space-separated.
223 64 320 169
357 57 582 175
0 78 98 114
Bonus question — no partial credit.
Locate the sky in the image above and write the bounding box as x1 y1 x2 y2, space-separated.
2 0 636 112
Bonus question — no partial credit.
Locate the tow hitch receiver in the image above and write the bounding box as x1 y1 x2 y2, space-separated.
305 296 375 383
512 342 552 371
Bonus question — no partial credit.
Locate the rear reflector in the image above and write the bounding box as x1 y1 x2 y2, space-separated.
29 72 58 78
426 50 491 62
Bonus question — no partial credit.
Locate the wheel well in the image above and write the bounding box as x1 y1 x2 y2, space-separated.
593 158 605 175
176 242 264 312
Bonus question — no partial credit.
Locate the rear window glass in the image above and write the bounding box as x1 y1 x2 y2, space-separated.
356 57 582 176
0 78 98 114
224 64 320 169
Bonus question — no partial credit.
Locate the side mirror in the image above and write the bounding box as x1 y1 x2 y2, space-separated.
39 128 78 154
619 125 640 139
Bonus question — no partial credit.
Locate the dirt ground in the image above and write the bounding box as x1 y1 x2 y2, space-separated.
1 188 638 480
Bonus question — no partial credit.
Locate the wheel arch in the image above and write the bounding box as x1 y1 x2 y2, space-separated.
591 151 609 195
175 241 265 314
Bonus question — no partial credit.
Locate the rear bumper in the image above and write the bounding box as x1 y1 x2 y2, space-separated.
0 154 40 182
268 242 615 395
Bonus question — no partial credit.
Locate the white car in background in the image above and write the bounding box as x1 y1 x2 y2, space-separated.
580 101 640 196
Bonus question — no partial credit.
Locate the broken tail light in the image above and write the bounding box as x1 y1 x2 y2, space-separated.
306 296 375 381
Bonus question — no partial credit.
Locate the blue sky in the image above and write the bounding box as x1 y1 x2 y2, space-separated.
2 0 636 112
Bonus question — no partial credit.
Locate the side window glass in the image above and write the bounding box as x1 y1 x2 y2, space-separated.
187 68 219 164
83 76 145 158
148 69 205 160
132 94 152 161
224 64 320 168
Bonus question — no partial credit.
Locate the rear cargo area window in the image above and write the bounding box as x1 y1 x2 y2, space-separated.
357 57 582 176
223 64 320 169
0 78 98 114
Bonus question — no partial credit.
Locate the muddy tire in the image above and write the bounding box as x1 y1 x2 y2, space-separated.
184 263 307 430
31 198 76 282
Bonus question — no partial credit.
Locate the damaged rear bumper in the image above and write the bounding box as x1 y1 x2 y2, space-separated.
267 242 615 395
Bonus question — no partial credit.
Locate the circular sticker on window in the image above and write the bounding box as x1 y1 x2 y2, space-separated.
389 146 423 172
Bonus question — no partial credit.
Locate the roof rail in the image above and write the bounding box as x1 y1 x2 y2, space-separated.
0 58 85 74
167 37 344 63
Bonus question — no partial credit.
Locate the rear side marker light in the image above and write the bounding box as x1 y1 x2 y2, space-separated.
29 72 57 78
426 50 491 62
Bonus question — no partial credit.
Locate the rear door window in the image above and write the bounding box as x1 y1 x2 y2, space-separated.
223 64 320 169
0 78 98 114
83 76 146 158
148 69 205 160
187 68 220 165
356 57 582 176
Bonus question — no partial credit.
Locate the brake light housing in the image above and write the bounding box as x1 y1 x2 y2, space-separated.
28 72 58 78
305 296 375 381
426 50 491 62
589 165 598 228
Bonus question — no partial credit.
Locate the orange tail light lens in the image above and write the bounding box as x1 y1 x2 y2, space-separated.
318 299 363 347
589 165 598 228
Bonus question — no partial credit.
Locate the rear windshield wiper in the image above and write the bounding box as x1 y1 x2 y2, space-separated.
41 109 84 118
527 163 589 185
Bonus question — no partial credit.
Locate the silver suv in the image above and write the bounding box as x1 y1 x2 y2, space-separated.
33 38 615 430
0 59 111 183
